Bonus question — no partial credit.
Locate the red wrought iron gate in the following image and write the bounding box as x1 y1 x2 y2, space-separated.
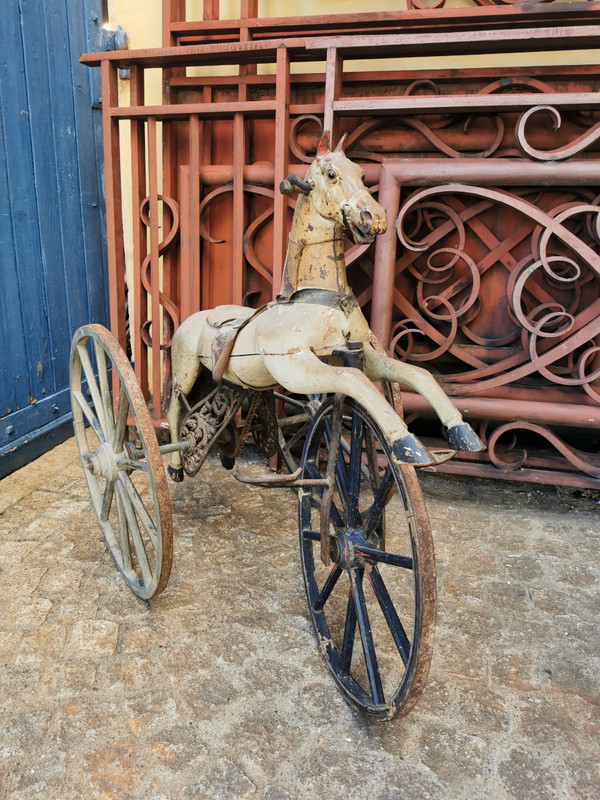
86 1 600 488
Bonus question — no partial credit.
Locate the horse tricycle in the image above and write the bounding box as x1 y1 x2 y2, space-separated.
70 133 483 720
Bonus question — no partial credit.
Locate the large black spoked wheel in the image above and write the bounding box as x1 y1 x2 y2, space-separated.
299 394 436 720
70 324 173 599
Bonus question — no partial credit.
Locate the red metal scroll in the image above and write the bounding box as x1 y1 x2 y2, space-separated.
85 1 600 487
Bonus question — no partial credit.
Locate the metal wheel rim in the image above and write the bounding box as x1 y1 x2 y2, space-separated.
69 324 173 599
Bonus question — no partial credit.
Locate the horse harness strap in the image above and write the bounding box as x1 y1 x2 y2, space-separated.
278 288 359 316
210 303 272 382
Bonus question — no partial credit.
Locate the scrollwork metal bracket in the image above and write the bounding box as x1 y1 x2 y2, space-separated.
179 385 247 477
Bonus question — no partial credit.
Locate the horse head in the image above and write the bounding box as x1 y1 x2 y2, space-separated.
281 131 387 245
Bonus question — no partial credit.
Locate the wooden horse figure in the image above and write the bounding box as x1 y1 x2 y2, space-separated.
166 132 483 480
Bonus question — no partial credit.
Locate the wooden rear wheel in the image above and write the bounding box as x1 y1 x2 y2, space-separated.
298 395 436 720
69 324 173 599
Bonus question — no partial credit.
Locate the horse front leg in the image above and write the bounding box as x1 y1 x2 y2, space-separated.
261 350 433 465
363 344 484 452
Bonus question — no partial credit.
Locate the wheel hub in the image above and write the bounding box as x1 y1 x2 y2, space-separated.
85 441 119 481
330 528 369 569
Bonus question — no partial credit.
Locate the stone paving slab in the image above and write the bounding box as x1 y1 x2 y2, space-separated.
0 437 598 799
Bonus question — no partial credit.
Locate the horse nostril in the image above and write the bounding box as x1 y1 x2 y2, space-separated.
360 209 373 226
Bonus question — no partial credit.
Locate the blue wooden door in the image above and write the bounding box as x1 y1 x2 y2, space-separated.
0 0 108 476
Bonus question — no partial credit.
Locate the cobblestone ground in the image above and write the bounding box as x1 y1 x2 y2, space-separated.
0 437 598 799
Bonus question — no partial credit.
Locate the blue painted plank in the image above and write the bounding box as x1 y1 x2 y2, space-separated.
19 0 68 397
0 1 52 405
0 2 47 411
66 0 109 329
41 0 88 388
0 98 26 417
0 414 73 480
0 386 72 449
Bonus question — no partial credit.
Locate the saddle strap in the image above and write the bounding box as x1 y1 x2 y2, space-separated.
211 304 271 382
211 326 241 383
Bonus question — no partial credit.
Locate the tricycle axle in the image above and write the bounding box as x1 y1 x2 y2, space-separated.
158 441 191 455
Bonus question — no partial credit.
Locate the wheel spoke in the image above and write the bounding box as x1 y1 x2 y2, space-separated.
363 465 396 541
364 426 381 495
350 568 385 705
84 469 103 520
100 480 115 522
280 422 310 458
301 529 320 542
368 565 411 665
302 462 327 513
116 458 149 473
276 392 322 473
346 411 363 527
339 584 357 676
355 545 413 570
304 461 344 529
76 342 110 438
73 390 105 443
364 426 386 547
112 385 130 450
314 564 343 612
118 472 159 549
115 481 153 586
115 488 133 574
324 417 350 512
93 340 115 441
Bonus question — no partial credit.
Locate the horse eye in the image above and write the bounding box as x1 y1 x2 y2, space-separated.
327 170 336 180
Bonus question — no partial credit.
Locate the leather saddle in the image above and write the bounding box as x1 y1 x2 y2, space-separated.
205 305 268 382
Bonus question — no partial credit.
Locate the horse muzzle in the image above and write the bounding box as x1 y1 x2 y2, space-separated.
342 199 387 245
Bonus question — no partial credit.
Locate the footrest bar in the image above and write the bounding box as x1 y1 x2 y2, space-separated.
232 465 330 489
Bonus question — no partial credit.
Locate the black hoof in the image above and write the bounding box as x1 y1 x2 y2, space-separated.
220 454 236 470
391 433 433 466
167 465 184 483
446 422 485 452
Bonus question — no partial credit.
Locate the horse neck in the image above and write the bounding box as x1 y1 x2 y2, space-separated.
278 194 350 298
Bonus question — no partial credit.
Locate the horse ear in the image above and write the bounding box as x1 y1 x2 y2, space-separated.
316 131 330 158
334 133 348 153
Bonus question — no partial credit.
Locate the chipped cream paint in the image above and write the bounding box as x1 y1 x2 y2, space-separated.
166 138 477 474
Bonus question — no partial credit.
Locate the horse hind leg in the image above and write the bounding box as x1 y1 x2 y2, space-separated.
166 317 207 482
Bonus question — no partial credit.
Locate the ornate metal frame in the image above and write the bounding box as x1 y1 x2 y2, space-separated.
83 1 600 487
